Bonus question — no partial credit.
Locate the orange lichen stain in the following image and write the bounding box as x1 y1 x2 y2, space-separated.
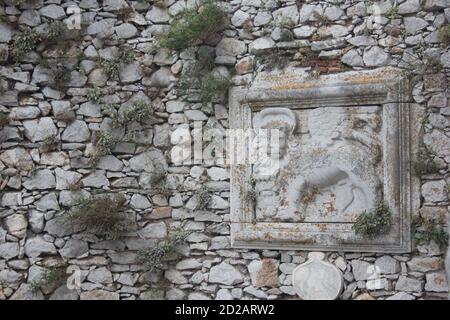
317 224 328 232
271 82 316 91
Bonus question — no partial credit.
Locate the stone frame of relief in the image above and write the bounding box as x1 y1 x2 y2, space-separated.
229 67 421 253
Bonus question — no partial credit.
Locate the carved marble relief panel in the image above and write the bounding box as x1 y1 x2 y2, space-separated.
229 67 420 253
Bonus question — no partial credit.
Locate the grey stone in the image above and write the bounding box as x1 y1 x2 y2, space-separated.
49 285 79 300
375 256 400 274
19 10 41 27
351 260 372 281
0 242 20 260
4 214 27 238
424 130 450 157
60 239 89 258
0 148 34 170
23 169 56 190
61 120 90 142
0 22 13 43
363 46 390 67
395 276 424 292
422 180 448 203
407 256 442 272
138 221 167 239
115 23 138 39
28 210 44 233
39 5 65 19
209 262 244 285
249 37 276 52
254 11 272 27
273 5 299 26
216 38 247 57
80 290 120 300
36 193 60 211
341 49 364 67
404 17 428 34
55 168 82 190
216 288 234 300
130 194 151 209
348 36 377 47
165 269 187 284
175 259 202 270
119 62 143 84
23 117 58 142
24 236 57 258
424 272 448 292
147 67 176 87
10 107 40 120
87 267 113 284
86 19 116 39
82 170 109 188
96 155 123 171
146 6 170 23
398 0 421 14
386 292 416 300
10 283 44 300
231 9 250 27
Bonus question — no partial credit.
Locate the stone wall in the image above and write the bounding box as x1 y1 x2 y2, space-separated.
0 0 449 300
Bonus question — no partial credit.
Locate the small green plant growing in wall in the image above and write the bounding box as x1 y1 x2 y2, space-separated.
90 131 118 165
413 216 449 248
87 88 103 104
438 24 450 45
30 267 63 292
137 227 192 272
177 58 231 105
11 27 41 61
66 194 130 240
0 112 10 127
353 201 392 238
113 101 155 127
195 185 212 210
158 0 227 50
386 6 399 19
101 46 135 79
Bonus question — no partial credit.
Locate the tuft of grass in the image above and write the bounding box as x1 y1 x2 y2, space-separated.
137 227 191 272
66 194 130 240
438 24 450 45
44 21 68 44
158 0 227 50
113 101 155 127
11 27 41 61
177 58 231 105
386 6 398 19
40 134 59 152
87 88 103 104
0 111 10 127
100 46 135 79
195 185 212 210
30 267 63 292
90 131 118 165
353 201 392 238
413 216 448 247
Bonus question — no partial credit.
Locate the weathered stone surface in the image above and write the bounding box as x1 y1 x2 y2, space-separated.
0 242 20 260
80 290 120 300
4 214 27 238
363 46 390 67
0 148 34 170
421 180 448 203
10 284 44 300
386 292 416 300
407 257 442 272
62 120 90 142
60 239 89 259
209 262 244 285
23 169 56 190
248 259 279 287
375 256 400 274
25 236 57 258
351 260 372 281
23 117 58 142
395 276 424 292
424 272 448 292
